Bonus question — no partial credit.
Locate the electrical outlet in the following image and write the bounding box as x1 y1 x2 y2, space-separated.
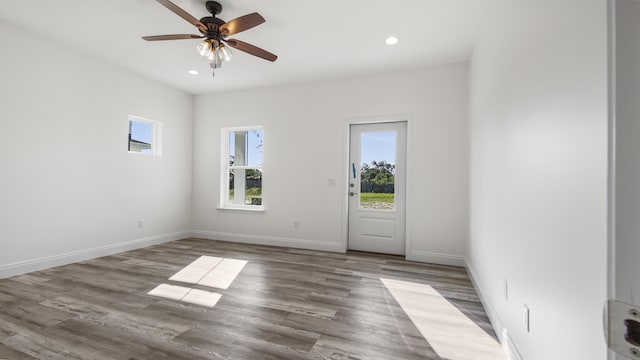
138 219 144 229
523 304 530 332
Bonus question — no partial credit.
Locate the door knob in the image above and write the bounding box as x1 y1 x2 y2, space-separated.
349 192 357 197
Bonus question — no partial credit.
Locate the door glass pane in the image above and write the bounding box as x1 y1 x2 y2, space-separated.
360 131 396 210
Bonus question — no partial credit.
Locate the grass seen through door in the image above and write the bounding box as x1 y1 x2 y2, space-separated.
360 192 394 210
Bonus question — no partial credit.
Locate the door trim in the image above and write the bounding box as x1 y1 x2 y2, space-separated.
606 0 616 303
341 114 414 257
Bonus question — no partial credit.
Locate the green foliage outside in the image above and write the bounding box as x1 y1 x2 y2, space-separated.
229 168 262 203
360 161 395 209
229 187 262 202
360 160 395 187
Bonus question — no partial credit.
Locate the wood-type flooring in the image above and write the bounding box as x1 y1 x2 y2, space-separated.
0 238 501 359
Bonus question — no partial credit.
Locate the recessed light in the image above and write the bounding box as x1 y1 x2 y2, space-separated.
385 36 399 45
188 69 199 75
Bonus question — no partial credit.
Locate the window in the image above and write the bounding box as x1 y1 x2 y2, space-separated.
128 115 162 155
221 127 263 209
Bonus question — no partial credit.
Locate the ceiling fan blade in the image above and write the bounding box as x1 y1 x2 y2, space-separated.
155 0 207 33
226 39 277 62
142 34 204 41
219 13 265 36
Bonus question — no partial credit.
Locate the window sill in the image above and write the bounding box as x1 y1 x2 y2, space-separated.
216 206 265 213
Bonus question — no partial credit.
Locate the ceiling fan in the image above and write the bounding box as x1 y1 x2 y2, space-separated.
143 0 277 77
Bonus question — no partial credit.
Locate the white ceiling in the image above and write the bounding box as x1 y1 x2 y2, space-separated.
0 0 485 95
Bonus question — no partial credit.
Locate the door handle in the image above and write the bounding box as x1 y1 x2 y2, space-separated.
349 192 357 197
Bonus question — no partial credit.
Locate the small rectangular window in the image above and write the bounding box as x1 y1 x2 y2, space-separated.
128 115 162 156
221 127 263 209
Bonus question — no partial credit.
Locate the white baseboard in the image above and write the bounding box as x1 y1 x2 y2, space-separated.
465 259 523 360
503 330 524 360
0 231 191 279
191 230 344 253
465 259 504 339
406 250 466 267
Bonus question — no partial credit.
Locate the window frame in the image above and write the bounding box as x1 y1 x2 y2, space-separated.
128 115 162 156
220 126 264 211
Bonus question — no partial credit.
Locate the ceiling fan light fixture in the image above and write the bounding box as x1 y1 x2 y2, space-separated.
208 47 223 68
196 40 212 56
215 47 223 68
219 44 233 62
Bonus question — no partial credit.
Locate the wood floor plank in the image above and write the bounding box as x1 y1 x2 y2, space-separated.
0 342 37 360
54 317 211 360
0 316 113 360
308 334 440 360
1 301 73 328
0 238 503 359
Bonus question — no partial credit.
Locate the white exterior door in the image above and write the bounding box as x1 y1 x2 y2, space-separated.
348 121 406 255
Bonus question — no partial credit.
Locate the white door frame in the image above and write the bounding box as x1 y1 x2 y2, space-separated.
341 114 413 257
607 0 640 358
607 0 616 358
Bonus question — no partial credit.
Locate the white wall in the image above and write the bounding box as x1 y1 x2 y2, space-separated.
468 1 608 359
0 20 193 277
612 0 640 358
192 63 469 265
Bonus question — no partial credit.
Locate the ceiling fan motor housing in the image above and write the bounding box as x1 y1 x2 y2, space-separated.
201 17 225 33
201 2 225 38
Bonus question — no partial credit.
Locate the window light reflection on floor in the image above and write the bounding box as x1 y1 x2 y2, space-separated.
148 256 247 308
148 283 222 308
169 256 247 289
381 278 506 360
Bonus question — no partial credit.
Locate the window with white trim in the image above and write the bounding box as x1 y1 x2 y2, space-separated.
128 115 162 156
221 127 263 209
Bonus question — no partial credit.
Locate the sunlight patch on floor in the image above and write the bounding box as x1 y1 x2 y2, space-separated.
197 258 248 290
169 256 223 284
169 256 247 289
381 278 506 360
148 256 247 307
148 284 222 308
